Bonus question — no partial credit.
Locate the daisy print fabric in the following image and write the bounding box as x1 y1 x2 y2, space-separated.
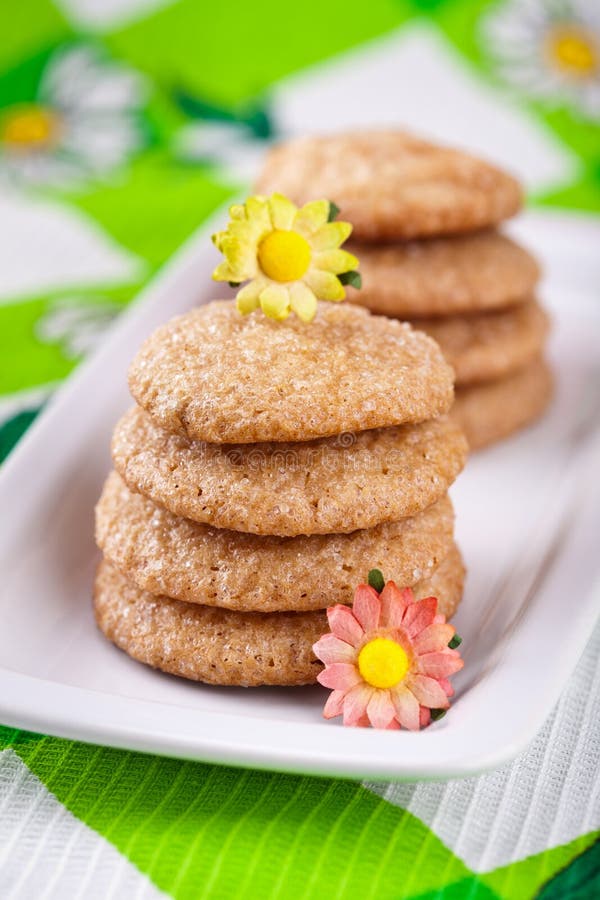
0 44 149 189
35 296 121 359
483 0 600 118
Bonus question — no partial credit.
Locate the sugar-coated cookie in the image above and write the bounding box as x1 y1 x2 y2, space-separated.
348 231 539 317
451 357 553 450
128 301 454 444
96 472 455 611
412 300 550 386
112 407 466 535
94 547 465 687
255 132 522 241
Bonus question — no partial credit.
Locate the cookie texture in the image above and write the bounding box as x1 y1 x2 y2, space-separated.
112 407 467 535
96 471 455 611
451 357 553 450
348 231 539 317
411 300 550 386
94 548 465 686
255 132 522 241
128 300 454 444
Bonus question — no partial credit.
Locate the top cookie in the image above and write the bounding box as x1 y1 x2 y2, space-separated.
347 231 540 317
128 300 454 443
255 132 522 241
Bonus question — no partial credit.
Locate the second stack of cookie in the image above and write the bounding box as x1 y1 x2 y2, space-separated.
256 131 553 449
94 300 467 687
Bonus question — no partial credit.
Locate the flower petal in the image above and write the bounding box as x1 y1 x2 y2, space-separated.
268 192 297 230
212 261 239 282
438 677 454 698
310 221 352 251
323 689 346 719
391 685 421 731
343 683 374 726
215 233 258 279
259 284 291 320
406 674 450 709
289 282 318 323
305 268 345 301
402 596 438 637
352 584 381 633
236 293 260 315
367 690 397 729
419 707 432 728
293 199 329 236
346 713 371 729
245 195 271 233
419 650 464 678
327 604 364 645
379 582 411 628
314 249 358 274
313 633 356 666
317 663 361 691
235 279 264 314
413 623 455 655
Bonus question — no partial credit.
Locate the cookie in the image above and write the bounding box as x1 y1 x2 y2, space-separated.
411 300 550 386
128 300 454 444
255 132 522 241
94 546 465 686
451 357 553 450
347 231 540 317
112 406 467 536
96 471 455 612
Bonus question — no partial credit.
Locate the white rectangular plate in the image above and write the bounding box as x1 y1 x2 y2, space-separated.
1 207 599 781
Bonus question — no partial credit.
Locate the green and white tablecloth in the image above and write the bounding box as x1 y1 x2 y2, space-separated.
1 1 599 897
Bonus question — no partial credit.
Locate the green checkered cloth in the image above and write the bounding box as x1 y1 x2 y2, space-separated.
1 2 599 897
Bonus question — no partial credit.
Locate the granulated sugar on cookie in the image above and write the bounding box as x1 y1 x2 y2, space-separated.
112 406 467 535
128 300 454 444
94 549 465 687
256 132 522 241
410 300 550 386
96 471 455 611
452 357 553 449
347 231 540 318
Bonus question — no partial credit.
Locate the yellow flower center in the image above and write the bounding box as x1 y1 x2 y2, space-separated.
1 104 60 150
358 638 409 690
257 229 311 283
547 26 598 77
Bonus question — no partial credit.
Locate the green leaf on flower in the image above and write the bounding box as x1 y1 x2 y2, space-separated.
430 709 447 722
367 569 385 593
327 201 341 222
228 281 241 288
448 634 462 649
338 270 362 289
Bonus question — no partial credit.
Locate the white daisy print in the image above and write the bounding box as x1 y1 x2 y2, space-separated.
483 0 600 118
174 121 268 184
0 44 149 189
35 296 121 359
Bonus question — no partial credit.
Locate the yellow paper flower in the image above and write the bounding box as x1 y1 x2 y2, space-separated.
212 193 360 323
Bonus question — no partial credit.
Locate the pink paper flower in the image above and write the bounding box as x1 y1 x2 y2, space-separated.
313 576 464 730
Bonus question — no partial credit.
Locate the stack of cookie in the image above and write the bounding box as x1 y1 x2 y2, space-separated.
94 300 468 687
256 132 552 449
